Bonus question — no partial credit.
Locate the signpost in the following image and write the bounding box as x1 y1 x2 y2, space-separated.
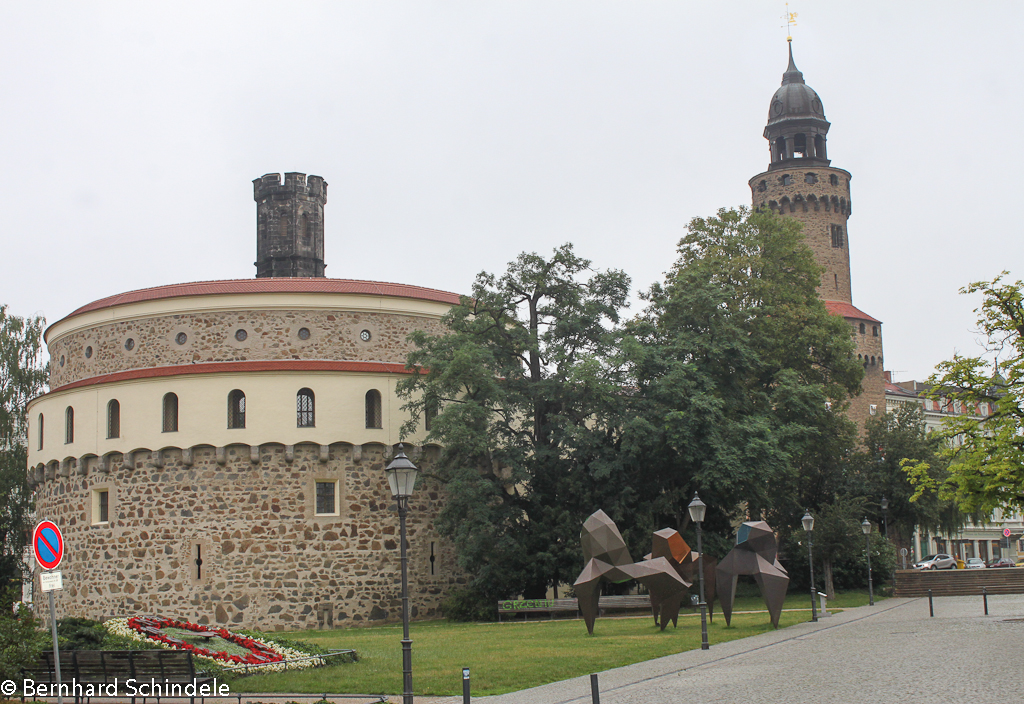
32 521 65 704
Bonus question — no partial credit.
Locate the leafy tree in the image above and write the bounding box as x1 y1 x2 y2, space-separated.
903 274 1024 514
398 244 632 601
0 306 47 588
0 588 49 681
624 207 863 539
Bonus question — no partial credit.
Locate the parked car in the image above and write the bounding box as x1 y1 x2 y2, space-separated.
987 557 1016 568
965 558 986 569
915 554 957 570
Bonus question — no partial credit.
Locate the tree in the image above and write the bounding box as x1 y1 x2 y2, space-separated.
624 207 864 539
0 305 47 588
903 274 1024 514
398 244 632 600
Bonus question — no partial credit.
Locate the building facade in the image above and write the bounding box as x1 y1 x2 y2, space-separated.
749 44 885 430
25 173 465 630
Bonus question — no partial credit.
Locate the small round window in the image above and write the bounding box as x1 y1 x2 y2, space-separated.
124 338 135 351
235 329 248 342
60 355 65 367
175 332 188 345
360 330 371 342
84 346 93 359
298 327 311 341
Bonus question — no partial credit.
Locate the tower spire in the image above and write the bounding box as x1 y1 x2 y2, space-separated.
783 41 804 85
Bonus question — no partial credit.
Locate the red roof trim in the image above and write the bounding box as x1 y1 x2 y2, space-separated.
45 360 419 395
53 278 462 328
824 301 881 324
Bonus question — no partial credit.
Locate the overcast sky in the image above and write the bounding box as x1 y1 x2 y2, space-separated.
1 2 1021 381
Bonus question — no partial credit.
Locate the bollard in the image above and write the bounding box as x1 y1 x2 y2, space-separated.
590 673 601 704
983 587 989 616
463 667 471 704
928 588 934 617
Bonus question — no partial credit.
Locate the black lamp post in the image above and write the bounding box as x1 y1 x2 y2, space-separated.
880 496 889 540
385 444 419 704
687 492 710 650
802 511 817 622
861 517 874 606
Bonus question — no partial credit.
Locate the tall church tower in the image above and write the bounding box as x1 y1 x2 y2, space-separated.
749 43 885 430
253 172 327 278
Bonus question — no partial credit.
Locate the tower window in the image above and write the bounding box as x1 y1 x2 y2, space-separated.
107 399 120 439
804 173 817 184
873 326 879 337
834 273 839 291
92 488 109 524
301 213 311 245
297 388 315 428
793 134 806 158
780 174 793 186
65 406 74 444
37 413 44 451
815 135 825 158
831 224 844 248
228 390 246 429
859 323 866 334
425 401 438 432
757 180 767 192
830 174 839 186
315 480 339 516
365 390 382 429
163 393 179 432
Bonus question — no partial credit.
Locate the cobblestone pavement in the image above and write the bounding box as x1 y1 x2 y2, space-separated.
433 595 1024 704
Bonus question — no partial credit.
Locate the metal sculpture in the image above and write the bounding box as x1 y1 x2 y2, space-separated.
574 510 690 634
645 528 718 628
716 520 790 628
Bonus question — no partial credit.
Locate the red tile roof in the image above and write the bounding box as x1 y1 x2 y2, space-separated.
63 278 463 319
45 360 421 395
824 301 881 323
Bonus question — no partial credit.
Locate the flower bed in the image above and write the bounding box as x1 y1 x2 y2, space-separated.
105 617 321 672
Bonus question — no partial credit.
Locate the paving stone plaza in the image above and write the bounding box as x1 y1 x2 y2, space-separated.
428 596 1024 704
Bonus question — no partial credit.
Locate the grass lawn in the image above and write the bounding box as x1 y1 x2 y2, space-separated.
233 590 879 697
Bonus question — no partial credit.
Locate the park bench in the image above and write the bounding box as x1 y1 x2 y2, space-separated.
496 594 653 621
20 649 213 704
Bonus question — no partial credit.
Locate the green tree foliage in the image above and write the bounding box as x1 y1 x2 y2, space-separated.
0 589 49 681
849 404 953 543
625 208 863 537
398 244 631 600
0 306 47 587
903 274 1024 514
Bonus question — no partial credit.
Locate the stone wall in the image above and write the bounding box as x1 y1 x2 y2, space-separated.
849 318 886 434
33 443 463 630
749 166 853 303
48 309 446 389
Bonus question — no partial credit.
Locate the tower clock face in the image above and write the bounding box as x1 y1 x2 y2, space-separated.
772 100 784 115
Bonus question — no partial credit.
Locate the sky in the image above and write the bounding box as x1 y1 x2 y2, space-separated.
1 1 1021 382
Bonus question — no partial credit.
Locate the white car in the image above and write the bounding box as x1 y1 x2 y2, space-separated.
965 558 986 569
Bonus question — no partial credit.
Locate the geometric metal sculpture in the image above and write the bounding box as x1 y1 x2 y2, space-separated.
715 521 789 628
645 528 718 628
574 510 691 634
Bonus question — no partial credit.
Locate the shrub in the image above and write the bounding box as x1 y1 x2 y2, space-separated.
439 586 497 622
0 590 49 681
57 617 107 650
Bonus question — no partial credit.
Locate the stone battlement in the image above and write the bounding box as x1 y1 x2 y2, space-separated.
253 172 327 203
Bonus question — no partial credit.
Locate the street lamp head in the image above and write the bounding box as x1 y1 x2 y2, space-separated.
687 492 707 524
801 511 814 532
385 444 419 499
880 496 889 511
861 517 872 535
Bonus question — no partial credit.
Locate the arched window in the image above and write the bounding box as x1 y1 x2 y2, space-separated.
228 390 246 429
301 213 311 245
65 406 74 444
162 393 179 432
297 388 315 428
424 401 438 432
872 326 879 337
37 413 44 451
859 323 866 334
365 390 382 429
107 400 120 439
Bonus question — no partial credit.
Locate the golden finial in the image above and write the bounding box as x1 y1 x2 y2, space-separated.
781 3 798 42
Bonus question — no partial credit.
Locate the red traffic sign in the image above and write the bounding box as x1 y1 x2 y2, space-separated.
1004 528 1012 538
33 521 64 570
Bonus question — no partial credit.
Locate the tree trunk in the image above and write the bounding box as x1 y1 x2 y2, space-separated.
823 559 836 600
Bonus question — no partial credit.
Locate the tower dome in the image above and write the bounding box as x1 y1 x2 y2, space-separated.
763 43 831 171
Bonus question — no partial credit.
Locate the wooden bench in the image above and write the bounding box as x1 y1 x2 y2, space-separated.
21 649 213 703
497 594 654 621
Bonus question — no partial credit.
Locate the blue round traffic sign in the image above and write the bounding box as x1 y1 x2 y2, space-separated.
33 520 64 570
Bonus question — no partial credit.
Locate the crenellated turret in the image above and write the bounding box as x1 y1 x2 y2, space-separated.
254 172 327 278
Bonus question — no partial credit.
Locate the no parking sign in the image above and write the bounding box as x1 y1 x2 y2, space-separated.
33 520 64 570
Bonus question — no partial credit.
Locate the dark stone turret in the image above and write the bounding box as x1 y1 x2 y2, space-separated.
763 43 831 171
253 172 327 278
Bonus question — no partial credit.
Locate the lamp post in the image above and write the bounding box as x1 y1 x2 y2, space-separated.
687 492 710 650
385 444 419 704
862 518 874 606
802 511 817 622
880 496 889 540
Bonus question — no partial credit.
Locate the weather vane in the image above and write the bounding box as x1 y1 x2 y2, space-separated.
782 3 798 42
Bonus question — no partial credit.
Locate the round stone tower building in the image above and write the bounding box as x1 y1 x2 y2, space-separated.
749 44 885 430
